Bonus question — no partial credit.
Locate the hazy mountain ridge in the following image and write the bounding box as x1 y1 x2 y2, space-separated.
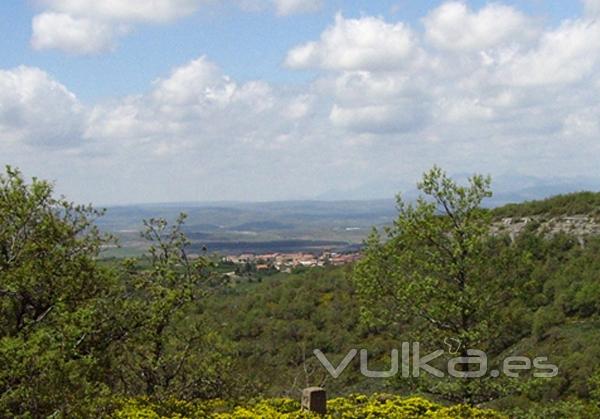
99 184 600 256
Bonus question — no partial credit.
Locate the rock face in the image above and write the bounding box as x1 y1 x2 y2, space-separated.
491 215 600 246
301 387 327 414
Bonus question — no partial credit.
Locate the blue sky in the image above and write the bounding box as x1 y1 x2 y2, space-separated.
1 0 584 100
1 1 600 204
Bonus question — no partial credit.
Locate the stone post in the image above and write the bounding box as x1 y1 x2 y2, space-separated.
301 387 326 415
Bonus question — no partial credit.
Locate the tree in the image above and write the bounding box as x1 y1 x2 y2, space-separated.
353 166 531 403
0 166 116 417
108 214 239 400
0 167 242 416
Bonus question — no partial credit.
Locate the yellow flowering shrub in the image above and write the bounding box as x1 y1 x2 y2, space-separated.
114 394 507 418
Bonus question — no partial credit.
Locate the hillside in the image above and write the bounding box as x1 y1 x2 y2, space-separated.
197 229 600 418
100 191 600 257
488 192 600 244
4 167 600 418
196 189 600 416
491 191 600 218
98 200 397 256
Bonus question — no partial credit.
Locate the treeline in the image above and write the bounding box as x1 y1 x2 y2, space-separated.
492 191 600 219
3 165 600 418
0 168 250 417
200 169 600 416
204 213 600 417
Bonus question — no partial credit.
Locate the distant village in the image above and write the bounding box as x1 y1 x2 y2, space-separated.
223 251 361 273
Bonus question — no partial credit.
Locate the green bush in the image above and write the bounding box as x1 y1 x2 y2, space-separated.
509 400 600 419
114 394 507 418
531 305 565 339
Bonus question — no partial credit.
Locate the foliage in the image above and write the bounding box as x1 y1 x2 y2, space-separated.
353 167 534 403
114 394 507 418
0 166 116 417
508 399 600 419
107 214 239 400
491 191 600 219
589 369 600 402
5 165 600 417
0 167 241 417
202 265 396 396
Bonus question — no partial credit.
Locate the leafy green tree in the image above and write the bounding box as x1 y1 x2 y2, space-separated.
109 214 239 400
589 369 600 403
354 167 532 403
0 166 115 417
0 168 242 416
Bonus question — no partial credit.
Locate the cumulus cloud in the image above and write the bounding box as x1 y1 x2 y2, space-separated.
330 102 426 134
151 57 229 106
423 1 534 51
0 66 83 146
31 0 323 54
31 0 204 54
86 57 281 151
235 0 323 15
499 19 600 86
282 1 600 143
281 94 314 120
31 12 122 54
285 14 419 71
72 56 335 202
9 1 600 203
38 0 201 23
273 0 322 16
583 0 600 16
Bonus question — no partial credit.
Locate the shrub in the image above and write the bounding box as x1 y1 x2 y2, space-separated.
114 394 508 418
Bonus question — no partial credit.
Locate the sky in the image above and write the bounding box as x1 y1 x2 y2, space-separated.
1 0 600 205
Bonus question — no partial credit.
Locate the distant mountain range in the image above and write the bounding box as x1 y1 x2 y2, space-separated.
98 174 600 256
315 173 600 206
97 199 397 256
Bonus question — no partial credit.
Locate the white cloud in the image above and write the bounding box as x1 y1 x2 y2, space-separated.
31 0 323 54
331 71 417 105
273 0 322 16
438 98 495 123
285 14 419 71
583 0 600 17
235 0 323 15
86 57 279 149
282 94 314 119
281 3 600 145
0 66 83 147
38 0 201 23
151 57 230 106
8 2 600 203
563 107 600 138
330 102 426 134
498 19 600 86
31 12 122 54
74 57 336 202
31 0 203 54
423 1 534 51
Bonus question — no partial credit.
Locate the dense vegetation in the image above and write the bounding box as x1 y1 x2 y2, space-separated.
2 166 600 417
113 395 507 418
0 168 247 417
491 191 600 218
